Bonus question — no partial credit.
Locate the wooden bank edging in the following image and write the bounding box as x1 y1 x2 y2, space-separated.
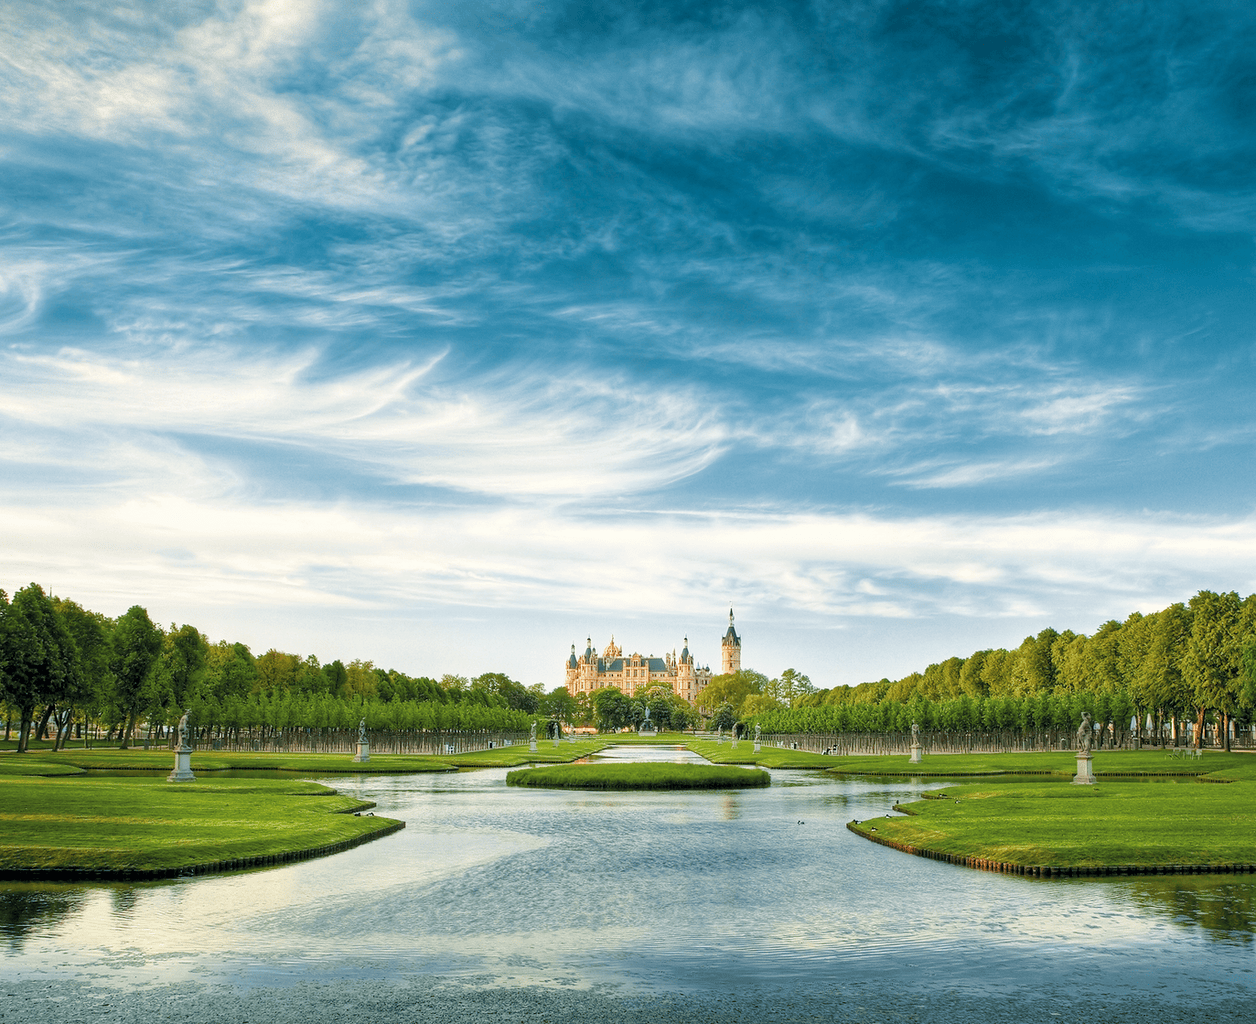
0 816 406 883
846 820 1256 878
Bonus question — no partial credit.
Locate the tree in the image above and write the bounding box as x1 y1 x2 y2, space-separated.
51 597 111 750
1182 590 1243 751
767 668 814 708
711 703 736 732
155 625 209 738
544 686 578 725
0 585 78 752
591 687 630 731
697 669 767 718
109 605 164 749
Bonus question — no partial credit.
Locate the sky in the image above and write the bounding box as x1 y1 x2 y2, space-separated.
2 0 1255 690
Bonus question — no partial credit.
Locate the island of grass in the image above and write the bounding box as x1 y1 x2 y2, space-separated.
506 762 770 790
845 753 1256 876
0 773 403 880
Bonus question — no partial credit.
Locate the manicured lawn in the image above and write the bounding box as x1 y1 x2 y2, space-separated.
5 748 454 774
850 775 1256 870
686 738 842 769
825 749 1245 778
506 762 770 790
436 738 611 767
0 774 401 874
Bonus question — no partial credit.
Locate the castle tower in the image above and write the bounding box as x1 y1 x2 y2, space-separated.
721 608 741 676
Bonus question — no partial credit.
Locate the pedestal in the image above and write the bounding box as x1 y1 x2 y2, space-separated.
167 747 195 782
1072 753 1096 785
909 743 923 764
529 740 538 752
352 741 370 763
754 742 761 752
553 735 560 748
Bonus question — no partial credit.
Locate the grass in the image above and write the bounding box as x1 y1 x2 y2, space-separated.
0 773 401 875
435 738 611 767
506 762 771 790
685 738 846 769
850 775 1256 870
3 748 455 774
824 750 1246 778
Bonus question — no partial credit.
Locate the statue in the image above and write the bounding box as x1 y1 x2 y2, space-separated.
754 724 761 742
912 722 919 743
358 718 367 745
168 709 196 781
530 721 537 742
1077 712 1094 754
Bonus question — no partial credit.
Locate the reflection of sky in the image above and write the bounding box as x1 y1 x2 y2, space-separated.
2 760 1253 1000
4 2 1256 686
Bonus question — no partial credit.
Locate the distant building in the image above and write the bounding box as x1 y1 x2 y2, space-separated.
721 607 741 675
565 610 743 704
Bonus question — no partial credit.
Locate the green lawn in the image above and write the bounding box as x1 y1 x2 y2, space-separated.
850 776 1256 870
435 738 610 767
0 774 401 875
3 748 455 774
506 762 770 790
824 749 1245 778
685 738 843 768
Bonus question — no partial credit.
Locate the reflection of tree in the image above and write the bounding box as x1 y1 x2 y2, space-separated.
111 887 140 918
1129 878 1256 943
0 888 83 951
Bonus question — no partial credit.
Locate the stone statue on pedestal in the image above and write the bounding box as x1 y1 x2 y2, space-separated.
1077 712 1094 754
1072 712 1097 785
168 709 196 782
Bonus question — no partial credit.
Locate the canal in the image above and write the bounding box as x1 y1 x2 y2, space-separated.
2 745 1253 1021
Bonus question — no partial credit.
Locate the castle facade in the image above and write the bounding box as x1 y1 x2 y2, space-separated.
565 609 742 704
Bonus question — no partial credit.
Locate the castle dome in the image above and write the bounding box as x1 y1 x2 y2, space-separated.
568 644 578 669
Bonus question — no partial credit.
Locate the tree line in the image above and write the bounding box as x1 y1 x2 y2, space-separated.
746 590 1256 750
0 584 574 751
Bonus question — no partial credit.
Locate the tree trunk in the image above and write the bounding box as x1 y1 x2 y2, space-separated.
120 713 138 750
35 703 56 743
1195 707 1206 749
16 705 35 754
1223 710 1232 753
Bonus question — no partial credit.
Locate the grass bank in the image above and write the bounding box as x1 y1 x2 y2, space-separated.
506 762 770 790
3 748 455 775
0 773 402 879
436 738 610 767
824 749 1249 778
685 738 842 769
847 755 1256 874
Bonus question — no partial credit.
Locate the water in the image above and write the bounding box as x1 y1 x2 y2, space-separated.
2 745 1254 1012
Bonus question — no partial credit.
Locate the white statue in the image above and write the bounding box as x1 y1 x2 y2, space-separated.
1077 712 1094 754
177 709 190 749
754 723 761 741
358 718 367 744
530 721 537 742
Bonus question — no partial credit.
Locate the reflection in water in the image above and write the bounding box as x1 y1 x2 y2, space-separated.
0 887 83 950
1129 877 1256 943
0 745 1253 1008
110 888 140 919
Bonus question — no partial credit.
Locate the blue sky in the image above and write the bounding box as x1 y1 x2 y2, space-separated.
3 0 1255 688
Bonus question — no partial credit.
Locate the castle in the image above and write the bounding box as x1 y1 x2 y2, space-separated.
565 609 742 704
